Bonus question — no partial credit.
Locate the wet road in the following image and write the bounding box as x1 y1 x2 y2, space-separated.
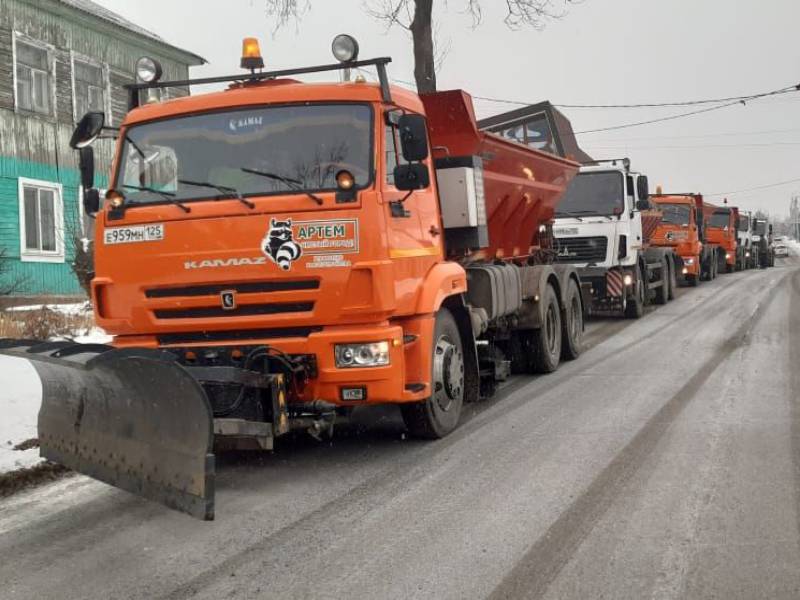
1 256 799 599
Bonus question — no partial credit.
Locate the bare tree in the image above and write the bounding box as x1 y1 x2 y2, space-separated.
265 0 573 93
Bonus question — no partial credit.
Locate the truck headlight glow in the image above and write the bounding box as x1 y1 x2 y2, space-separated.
745 251 750 257
685 258 694 265
725 253 731 260
335 341 389 368
623 274 633 286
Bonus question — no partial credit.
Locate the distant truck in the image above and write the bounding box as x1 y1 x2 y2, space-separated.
552 159 677 318
736 211 756 269
706 203 741 273
753 219 775 268
650 193 719 286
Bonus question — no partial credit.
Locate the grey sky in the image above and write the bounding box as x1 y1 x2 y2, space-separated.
96 0 800 217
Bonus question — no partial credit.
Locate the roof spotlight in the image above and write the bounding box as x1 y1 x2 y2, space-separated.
135 56 163 83
332 34 359 63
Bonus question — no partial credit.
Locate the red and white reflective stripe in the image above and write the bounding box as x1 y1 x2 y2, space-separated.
606 270 624 297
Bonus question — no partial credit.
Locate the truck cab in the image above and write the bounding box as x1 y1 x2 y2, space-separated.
553 160 675 318
706 205 739 273
651 194 708 285
753 219 774 268
737 211 755 268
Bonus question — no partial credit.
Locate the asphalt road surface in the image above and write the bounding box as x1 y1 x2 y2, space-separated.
2 256 799 599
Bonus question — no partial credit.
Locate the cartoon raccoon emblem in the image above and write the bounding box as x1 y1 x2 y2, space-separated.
262 218 302 270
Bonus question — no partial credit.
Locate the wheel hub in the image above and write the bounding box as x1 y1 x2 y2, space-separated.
433 337 464 412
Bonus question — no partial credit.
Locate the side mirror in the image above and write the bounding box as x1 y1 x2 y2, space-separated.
79 147 95 189
635 199 650 211
397 114 429 162
636 175 649 201
393 163 430 191
83 188 100 215
70 112 105 149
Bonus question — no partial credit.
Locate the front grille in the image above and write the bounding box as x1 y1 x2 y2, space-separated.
145 279 319 298
157 326 322 345
554 236 608 263
154 302 314 319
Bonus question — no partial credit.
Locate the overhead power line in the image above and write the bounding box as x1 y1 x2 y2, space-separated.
472 84 800 109
706 177 800 197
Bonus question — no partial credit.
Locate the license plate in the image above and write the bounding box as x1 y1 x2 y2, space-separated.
554 227 579 236
104 224 164 245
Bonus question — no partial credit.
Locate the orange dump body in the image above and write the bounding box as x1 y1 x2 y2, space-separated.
705 203 738 266
422 90 579 261
651 194 703 276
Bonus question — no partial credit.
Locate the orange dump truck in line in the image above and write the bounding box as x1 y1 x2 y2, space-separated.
706 203 742 272
0 36 589 519
650 193 719 286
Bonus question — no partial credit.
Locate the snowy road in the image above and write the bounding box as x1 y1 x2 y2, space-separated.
1 256 799 599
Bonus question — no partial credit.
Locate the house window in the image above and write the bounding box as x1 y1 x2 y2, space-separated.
73 58 107 120
19 179 64 262
15 38 51 115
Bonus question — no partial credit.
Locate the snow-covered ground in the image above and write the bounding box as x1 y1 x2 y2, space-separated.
0 302 110 475
0 357 42 473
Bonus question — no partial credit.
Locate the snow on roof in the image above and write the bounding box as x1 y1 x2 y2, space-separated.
55 0 206 64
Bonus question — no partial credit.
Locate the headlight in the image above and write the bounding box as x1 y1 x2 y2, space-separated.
745 251 750 257
335 341 389 368
685 258 694 265
725 253 731 259
623 274 633 286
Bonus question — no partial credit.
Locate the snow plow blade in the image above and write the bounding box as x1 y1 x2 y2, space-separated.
0 341 215 520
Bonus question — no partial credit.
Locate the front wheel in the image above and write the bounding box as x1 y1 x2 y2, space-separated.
401 308 465 439
667 259 677 300
654 259 668 305
624 266 645 319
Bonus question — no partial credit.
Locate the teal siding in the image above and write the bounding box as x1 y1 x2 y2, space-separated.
0 156 85 295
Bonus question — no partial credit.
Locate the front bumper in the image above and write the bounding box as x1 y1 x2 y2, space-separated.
114 320 430 406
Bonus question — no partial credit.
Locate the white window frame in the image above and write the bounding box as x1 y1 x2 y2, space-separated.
70 51 112 125
12 32 56 118
18 177 65 263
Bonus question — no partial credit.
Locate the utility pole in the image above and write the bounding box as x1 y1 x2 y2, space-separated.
791 194 800 240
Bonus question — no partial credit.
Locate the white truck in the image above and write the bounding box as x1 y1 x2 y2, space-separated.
552 159 678 318
736 210 756 269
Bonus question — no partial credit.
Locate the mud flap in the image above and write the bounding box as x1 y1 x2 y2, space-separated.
0 341 215 520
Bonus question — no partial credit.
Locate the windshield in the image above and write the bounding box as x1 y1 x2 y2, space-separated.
556 171 624 217
755 221 767 235
738 216 750 231
116 103 373 205
659 203 691 225
708 210 730 229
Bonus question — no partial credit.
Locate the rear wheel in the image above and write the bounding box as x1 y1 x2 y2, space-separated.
401 309 464 439
560 278 583 361
624 266 645 319
532 283 562 373
654 259 668 305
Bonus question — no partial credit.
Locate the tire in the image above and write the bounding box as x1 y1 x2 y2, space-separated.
401 308 465 439
667 259 677 300
624 266 645 319
726 262 734 274
687 274 698 287
560 278 583 361
532 283 562 373
654 259 668 305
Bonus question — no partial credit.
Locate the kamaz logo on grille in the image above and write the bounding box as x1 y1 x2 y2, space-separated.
184 257 267 270
557 247 577 257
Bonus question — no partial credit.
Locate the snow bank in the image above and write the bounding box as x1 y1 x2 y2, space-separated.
0 356 43 473
5 301 92 316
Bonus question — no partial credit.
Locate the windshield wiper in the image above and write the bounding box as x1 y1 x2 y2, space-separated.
554 211 584 221
122 184 191 213
240 167 324 206
178 179 255 209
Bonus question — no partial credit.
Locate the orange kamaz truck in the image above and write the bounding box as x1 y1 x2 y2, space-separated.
706 203 742 272
0 36 588 519
650 193 719 286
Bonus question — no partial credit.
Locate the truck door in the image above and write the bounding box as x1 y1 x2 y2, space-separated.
382 115 442 310
627 174 643 254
